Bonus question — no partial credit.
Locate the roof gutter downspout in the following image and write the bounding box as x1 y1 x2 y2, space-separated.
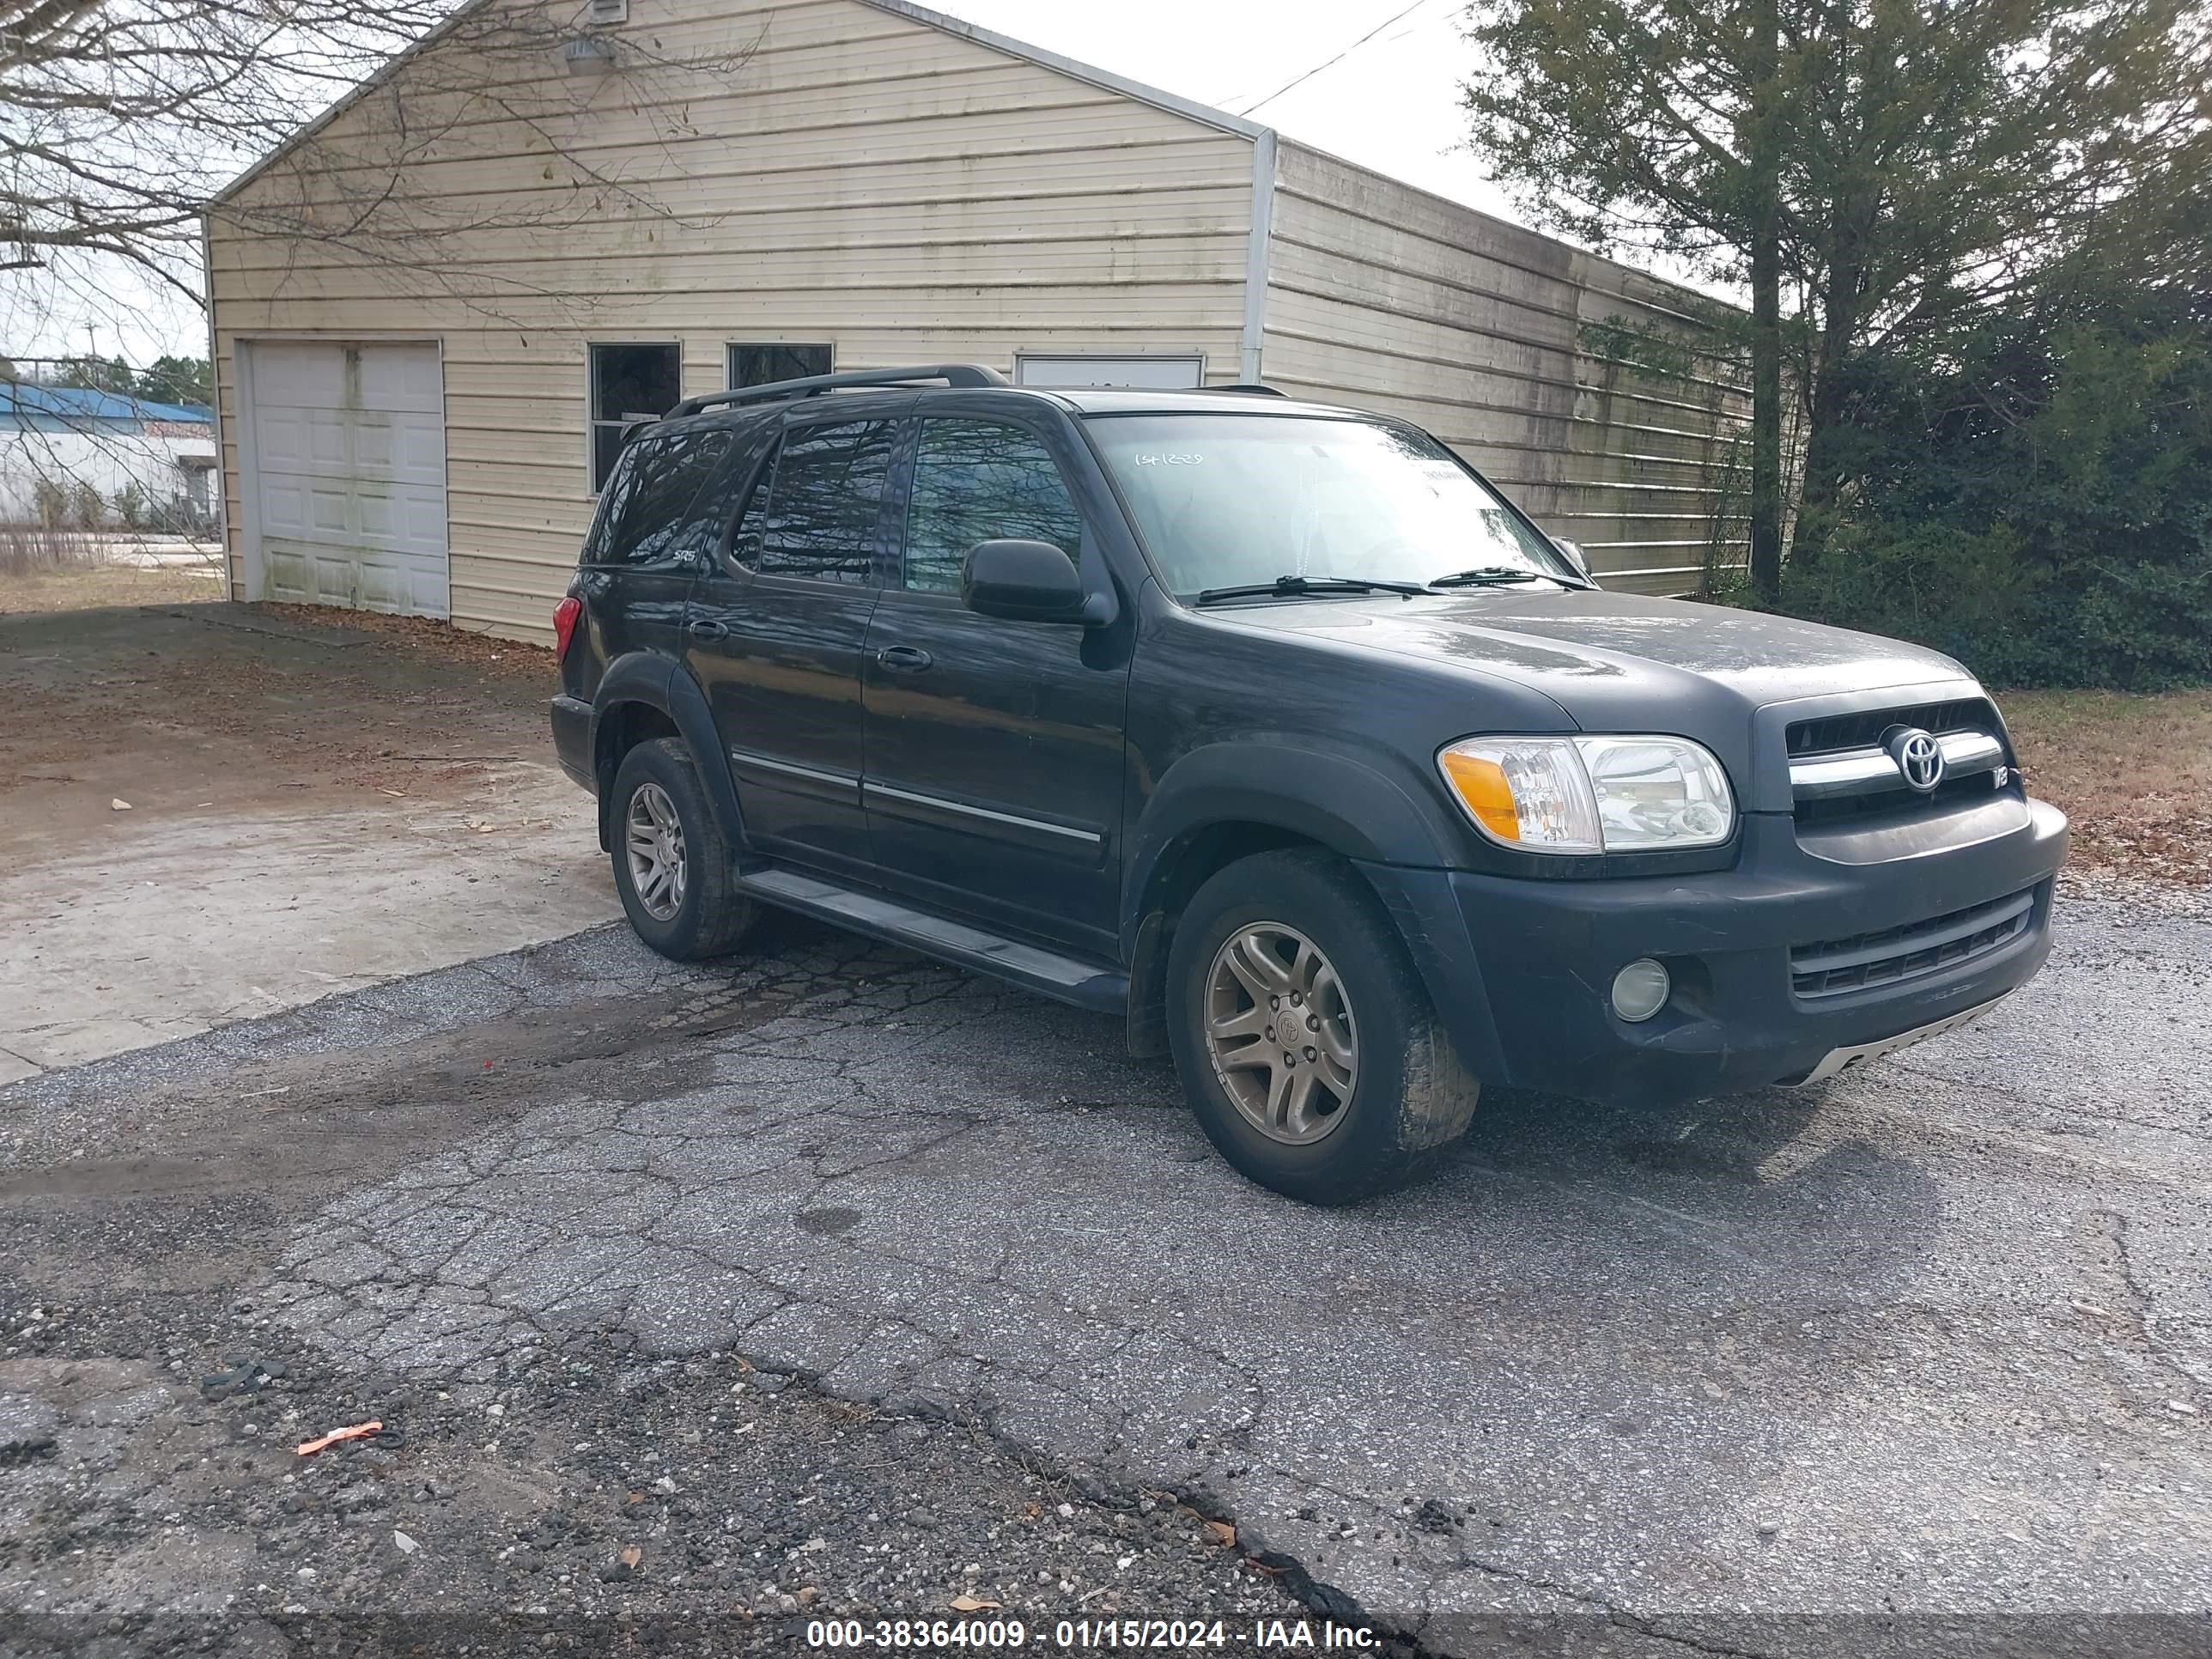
1240 129 1278 384
201 209 234 599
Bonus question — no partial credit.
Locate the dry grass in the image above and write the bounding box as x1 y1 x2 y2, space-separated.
0 561 225 614
2002 689 2212 886
0 524 101 576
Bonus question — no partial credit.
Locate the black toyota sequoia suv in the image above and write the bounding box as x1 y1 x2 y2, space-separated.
551 365 2068 1204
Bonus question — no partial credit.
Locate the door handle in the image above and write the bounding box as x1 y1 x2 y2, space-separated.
687 617 731 641
875 644 934 673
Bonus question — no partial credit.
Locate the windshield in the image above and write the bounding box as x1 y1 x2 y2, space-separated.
1085 413 1572 597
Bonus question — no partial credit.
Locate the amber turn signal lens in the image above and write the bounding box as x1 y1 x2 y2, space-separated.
1439 750 1521 842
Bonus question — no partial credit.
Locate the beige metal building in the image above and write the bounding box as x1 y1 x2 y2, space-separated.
206 0 1747 641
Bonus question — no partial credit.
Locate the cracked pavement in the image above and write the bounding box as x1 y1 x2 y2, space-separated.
3 884 2209 1654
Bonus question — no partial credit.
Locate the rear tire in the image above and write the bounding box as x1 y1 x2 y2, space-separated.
1165 848 1480 1205
609 737 758 962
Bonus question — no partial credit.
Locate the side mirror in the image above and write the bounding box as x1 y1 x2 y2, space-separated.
963 539 1098 624
1551 535 1595 584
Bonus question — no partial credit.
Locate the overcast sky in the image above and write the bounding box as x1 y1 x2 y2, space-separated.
951 0 1509 213
9 0 1532 367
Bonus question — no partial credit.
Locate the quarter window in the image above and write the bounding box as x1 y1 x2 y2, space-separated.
728 342 833 388
588 342 682 492
595 428 739 567
902 419 1083 594
738 418 896 585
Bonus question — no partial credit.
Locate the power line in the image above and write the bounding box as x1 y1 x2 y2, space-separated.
1236 0 1444 118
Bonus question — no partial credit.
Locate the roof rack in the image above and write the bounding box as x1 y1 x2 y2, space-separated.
1213 383 1286 397
669 363 1010 419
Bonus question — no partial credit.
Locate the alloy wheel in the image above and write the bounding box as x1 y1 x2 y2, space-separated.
1202 921 1359 1145
624 781 687 921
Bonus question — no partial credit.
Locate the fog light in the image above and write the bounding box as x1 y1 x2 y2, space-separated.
1611 957 1671 1023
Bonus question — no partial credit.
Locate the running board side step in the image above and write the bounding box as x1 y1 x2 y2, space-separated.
735 867 1129 1016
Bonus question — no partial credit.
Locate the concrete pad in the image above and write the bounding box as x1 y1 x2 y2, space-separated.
0 599 617 1074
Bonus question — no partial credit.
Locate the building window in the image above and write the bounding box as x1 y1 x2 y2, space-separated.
728 343 833 391
1012 354 1205 390
589 342 682 493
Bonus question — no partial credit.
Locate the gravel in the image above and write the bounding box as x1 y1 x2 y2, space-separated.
0 1293 1318 1656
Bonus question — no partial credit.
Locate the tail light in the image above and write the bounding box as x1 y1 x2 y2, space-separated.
552 594 583 659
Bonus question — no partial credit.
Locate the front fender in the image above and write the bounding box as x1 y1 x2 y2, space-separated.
1125 738 1462 941
1121 740 1505 1082
592 653 748 854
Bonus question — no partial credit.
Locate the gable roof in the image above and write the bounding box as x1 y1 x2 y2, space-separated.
213 0 1269 208
856 2 1267 139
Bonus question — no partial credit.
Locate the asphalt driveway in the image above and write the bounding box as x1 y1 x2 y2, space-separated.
2 881 2205 1653
0 601 615 1081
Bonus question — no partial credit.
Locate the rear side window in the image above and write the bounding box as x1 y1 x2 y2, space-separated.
902 419 1083 594
581 428 738 568
732 417 896 585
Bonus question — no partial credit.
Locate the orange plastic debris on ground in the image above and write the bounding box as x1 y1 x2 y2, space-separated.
295 1419 383 1456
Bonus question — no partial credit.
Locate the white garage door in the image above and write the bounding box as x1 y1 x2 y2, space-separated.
246 341 448 617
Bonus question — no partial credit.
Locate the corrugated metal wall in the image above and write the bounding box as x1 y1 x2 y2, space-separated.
1261 143 1748 594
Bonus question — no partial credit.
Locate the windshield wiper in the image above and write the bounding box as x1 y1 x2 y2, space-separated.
1426 565 1564 589
1193 574 1433 605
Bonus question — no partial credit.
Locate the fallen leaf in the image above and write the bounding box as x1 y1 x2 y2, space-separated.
2169 1400 2201 1416
1205 1520 1237 1547
620 1545 643 1570
111 799 132 811
949 1594 1001 1612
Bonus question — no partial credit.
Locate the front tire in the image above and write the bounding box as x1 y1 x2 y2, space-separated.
1165 849 1480 1205
609 737 758 961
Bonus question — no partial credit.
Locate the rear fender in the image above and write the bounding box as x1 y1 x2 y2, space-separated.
592 654 748 854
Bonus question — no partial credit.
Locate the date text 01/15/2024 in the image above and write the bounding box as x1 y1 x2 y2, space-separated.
802 1616 1380 1649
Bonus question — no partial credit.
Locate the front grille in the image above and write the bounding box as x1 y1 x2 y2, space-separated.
1786 698 1994 758
1787 697 2013 828
1790 889 2037 999
1795 769 1996 825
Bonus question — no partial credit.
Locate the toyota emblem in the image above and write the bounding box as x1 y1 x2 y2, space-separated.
1883 726 1946 793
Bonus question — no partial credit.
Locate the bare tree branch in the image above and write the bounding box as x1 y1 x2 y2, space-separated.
3 0 761 343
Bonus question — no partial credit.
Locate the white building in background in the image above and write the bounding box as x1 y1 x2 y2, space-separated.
0 383 219 530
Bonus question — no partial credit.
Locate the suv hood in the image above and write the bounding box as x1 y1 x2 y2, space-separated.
1220 587 1973 718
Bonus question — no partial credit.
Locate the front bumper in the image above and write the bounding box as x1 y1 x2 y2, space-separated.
1360 797 2068 1106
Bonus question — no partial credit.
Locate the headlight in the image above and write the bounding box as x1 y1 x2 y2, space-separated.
1437 734 1735 854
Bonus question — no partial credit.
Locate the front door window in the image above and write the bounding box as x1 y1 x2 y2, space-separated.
902 419 1084 594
